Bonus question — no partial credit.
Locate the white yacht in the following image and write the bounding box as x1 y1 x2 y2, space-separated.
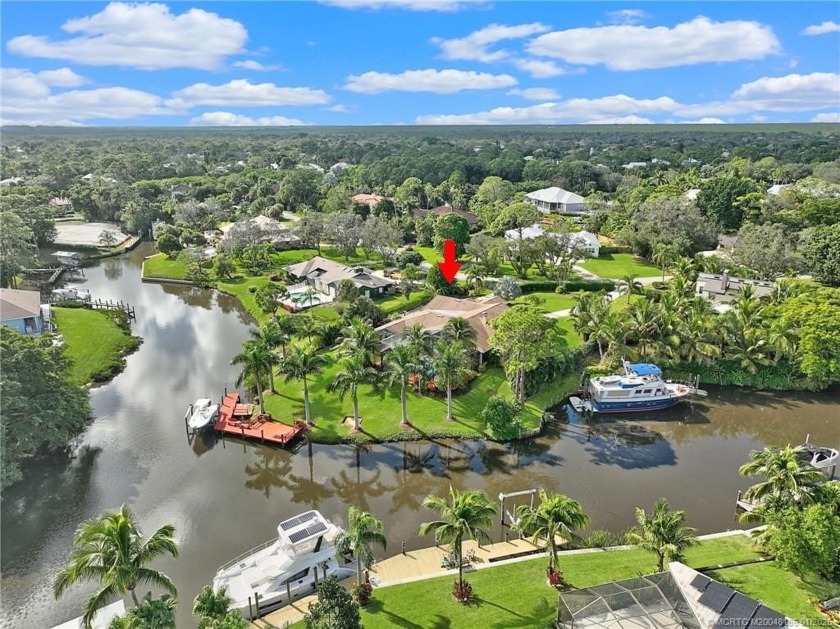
575 362 706 414
187 398 219 430
213 511 353 619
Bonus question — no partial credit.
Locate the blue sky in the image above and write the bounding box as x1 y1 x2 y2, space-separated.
1 1 838 126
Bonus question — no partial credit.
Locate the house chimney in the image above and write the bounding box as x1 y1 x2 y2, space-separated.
722 269 729 291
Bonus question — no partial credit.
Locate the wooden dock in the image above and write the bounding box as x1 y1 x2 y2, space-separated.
214 392 306 447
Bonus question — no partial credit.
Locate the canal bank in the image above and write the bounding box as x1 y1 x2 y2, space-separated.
1 243 838 629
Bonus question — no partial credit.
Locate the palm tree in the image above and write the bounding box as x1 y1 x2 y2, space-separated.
626 499 697 571
404 322 434 359
419 487 497 593
335 507 387 588
626 299 661 359
441 317 477 350
295 315 319 345
619 273 640 305
465 263 487 295
432 340 470 420
54 505 178 627
651 243 677 282
193 586 234 628
330 352 379 432
738 446 825 508
250 325 282 393
386 344 419 427
271 314 298 359
338 316 380 366
231 340 272 415
281 345 327 426
514 489 589 579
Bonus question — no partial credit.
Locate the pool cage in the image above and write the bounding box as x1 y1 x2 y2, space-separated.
556 573 702 629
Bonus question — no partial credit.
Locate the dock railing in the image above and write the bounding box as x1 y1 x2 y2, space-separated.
217 537 279 573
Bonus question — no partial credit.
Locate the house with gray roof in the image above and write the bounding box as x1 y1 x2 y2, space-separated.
0 289 46 335
285 256 393 298
526 187 587 215
695 271 775 313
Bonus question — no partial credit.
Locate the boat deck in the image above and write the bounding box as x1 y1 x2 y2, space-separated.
214 392 306 447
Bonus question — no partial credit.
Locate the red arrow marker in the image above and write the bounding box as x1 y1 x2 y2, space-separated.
437 239 462 284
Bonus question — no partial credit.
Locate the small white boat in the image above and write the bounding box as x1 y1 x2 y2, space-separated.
569 396 592 413
187 398 219 430
798 442 839 474
213 510 354 619
52 287 91 302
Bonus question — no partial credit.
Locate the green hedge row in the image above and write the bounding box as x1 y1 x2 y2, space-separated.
560 280 617 292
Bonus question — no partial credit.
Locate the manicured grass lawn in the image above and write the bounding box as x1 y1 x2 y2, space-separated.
216 275 273 323
554 317 582 349
708 562 837 623
269 248 317 266
262 365 575 443
609 293 643 312
515 292 578 313
54 307 140 385
141 253 188 280
412 245 439 265
375 291 433 315
288 536 759 629
579 254 660 279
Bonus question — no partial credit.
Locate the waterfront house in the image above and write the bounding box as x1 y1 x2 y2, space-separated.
285 256 393 298
220 215 300 249
504 224 601 257
375 295 508 361
695 271 775 312
0 288 46 335
525 187 587 215
412 204 480 228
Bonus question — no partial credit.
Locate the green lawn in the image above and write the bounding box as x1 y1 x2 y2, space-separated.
708 562 838 624
514 292 578 313
289 536 761 629
412 246 440 265
579 254 661 279
141 253 188 280
554 317 583 349
54 307 141 386
319 245 388 270
375 291 433 315
269 248 317 266
262 365 575 443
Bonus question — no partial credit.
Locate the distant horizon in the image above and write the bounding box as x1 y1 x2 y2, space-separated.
1 2 838 127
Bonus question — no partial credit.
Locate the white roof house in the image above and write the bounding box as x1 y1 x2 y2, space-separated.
525 187 587 215
767 184 791 195
622 161 648 169
684 188 701 201
504 224 600 257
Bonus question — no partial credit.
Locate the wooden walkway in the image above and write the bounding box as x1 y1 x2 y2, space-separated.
251 537 551 628
214 392 306 447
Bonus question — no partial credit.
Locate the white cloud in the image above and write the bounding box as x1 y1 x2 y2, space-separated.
607 9 646 25
232 60 283 71
36 67 88 87
432 23 549 62
415 72 839 125
510 58 567 78
811 112 840 123
190 112 308 126
319 0 484 11
7 2 247 70
345 69 516 94
527 16 780 70
327 104 353 113
507 87 560 101
730 72 840 111
802 21 840 36
1 68 168 125
677 118 726 124
168 80 331 108
416 94 679 124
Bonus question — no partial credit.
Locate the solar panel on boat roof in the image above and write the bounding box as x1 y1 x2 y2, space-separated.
288 529 310 543
720 593 759 625
689 575 710 591
748 606 786 628
280 517 301 531
307 521 327 536
698 581 735 613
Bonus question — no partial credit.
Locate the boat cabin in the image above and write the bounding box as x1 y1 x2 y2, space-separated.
277 511 330 556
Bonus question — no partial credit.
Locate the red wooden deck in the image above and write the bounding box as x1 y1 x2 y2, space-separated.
214 392 306 446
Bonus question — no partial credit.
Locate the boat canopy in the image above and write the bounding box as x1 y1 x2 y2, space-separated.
627 363 662 376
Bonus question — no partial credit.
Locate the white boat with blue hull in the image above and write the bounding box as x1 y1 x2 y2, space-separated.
577 362 706 414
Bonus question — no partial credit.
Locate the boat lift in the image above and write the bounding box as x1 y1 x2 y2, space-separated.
499 489 537 530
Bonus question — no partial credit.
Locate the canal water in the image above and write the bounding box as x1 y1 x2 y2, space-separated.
1 243 838 628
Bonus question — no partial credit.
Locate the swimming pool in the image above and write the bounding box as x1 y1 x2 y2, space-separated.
288 290 322 306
